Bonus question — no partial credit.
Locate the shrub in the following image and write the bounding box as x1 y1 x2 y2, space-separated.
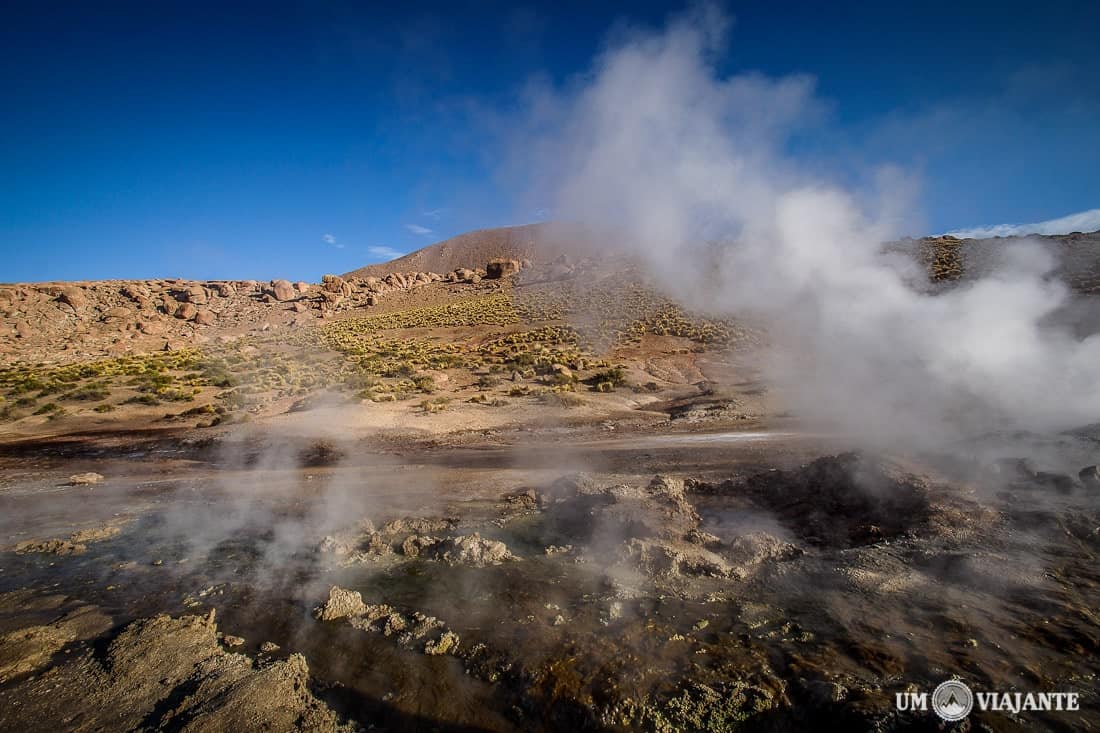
539 391 584 407
65 385 110 401
412 374 436 393
419 396 450 413
589 367 628 387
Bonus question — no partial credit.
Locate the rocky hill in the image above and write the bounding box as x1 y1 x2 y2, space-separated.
343 222 600 279
343 224 544 279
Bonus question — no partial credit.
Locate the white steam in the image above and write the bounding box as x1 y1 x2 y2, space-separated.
519 7 1100 449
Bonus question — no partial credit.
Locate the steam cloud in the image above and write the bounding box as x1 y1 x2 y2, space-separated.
518 5 1100 452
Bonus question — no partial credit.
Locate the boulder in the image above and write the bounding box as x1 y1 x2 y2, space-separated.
452 268 481 284
68 472 104 486
486 258 522 279
102 306 133 322
211 282 235 297
269 279 296 301
193 309 216 326
295 281 311 294
58 287 86 310
181 285 209 304
175 302 198 320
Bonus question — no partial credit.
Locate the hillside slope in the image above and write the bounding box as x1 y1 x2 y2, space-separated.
344 223 551 279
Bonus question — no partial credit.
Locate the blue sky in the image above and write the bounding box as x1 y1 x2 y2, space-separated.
2 1 1098 282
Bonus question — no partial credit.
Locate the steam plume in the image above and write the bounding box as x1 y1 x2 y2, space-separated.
518 6 1100 452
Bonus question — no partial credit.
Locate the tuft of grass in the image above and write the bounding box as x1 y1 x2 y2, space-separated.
419 396 451 413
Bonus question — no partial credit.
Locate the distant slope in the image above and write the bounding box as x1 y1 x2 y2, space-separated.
348 223 1100 295
893 230 1100 292
344 223 553 279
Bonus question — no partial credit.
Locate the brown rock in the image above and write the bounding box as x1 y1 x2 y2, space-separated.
102 306 133 322
14 321 31 339
269 280 295 301
193 309 215 326
295 281 311 294
138 320 165 335
321 275 352 296
120 285 148 301
486 258 522 278
453 268 478 283
58 287 86 310
175 302 198 320
211 282 235 297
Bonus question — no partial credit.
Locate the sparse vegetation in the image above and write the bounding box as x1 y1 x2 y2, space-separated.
0 269 747 425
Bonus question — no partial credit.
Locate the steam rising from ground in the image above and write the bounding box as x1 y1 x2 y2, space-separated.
520 6 1100 451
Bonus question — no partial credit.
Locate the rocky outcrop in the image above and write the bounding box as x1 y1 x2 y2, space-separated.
313 586 367 621
314 590 461 658
0 259 499 364
486 258 522 278
321 274 353 297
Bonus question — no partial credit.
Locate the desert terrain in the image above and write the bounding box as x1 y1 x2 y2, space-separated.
1 228 1099 732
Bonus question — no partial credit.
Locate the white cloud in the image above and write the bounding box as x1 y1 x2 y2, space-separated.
406 224 433 235
322 233 344 249
947 208 1100 239
422 208 448 219
367 245 404 260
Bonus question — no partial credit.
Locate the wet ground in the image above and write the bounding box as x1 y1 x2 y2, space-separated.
0 425 1098 731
